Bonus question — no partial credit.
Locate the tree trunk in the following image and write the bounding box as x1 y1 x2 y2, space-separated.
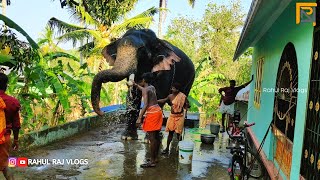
158 0 167 38
2 0 6 15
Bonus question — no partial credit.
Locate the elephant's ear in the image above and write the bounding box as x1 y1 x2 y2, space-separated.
151 39 181 72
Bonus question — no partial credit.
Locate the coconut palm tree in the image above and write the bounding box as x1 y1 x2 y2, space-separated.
48 6 158 58
158 0 195 37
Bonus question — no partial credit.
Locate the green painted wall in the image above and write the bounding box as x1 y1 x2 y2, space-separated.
248 0 314 179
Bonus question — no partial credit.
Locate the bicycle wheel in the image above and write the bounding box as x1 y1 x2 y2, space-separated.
230 155 244 180
245 149 264 178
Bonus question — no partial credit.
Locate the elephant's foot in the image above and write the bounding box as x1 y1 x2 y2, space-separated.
121 130 138 140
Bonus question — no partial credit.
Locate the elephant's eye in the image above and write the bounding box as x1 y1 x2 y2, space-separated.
155 55 165 62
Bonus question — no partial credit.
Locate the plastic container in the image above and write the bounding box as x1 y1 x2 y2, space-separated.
179 141 194 164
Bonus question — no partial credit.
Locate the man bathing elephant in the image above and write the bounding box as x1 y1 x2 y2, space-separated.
91 29 195 139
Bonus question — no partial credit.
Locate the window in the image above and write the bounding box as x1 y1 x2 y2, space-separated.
272 43 298 178
254 58 264 108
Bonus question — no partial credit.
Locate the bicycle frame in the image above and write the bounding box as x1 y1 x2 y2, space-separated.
228 136 249 179
227 122 259 180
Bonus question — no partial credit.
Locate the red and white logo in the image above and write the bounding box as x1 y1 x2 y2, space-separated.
17 157 28 167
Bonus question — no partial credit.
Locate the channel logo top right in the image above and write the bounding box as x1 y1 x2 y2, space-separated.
296 2 317 26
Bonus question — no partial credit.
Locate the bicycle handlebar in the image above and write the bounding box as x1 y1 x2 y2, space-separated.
244 122 255 127
228 121 255 140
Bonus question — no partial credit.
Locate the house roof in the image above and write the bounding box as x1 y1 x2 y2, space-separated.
233 0 292 60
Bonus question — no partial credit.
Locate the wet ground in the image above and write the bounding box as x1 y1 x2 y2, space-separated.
12 124 232 180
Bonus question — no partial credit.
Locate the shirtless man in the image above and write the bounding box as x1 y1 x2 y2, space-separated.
158 83 189 154
132 72 163 168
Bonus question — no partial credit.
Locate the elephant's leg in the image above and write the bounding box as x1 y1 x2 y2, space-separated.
122 86 142 140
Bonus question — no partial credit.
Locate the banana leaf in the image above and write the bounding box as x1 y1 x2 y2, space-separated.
0 14 39 49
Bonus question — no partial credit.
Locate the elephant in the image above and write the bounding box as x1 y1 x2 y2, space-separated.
91 29 195 139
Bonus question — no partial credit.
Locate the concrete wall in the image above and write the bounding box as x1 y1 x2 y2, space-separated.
18 111 125 151
248 0 314 179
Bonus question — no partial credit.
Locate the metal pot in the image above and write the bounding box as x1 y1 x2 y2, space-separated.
201 134 216 144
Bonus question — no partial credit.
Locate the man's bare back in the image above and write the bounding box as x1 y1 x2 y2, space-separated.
143 86 158 107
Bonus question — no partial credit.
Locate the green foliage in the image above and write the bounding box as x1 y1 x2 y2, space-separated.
62 0 139 26
0 14 39 49
0 16 93 131
165 1 252 120
0 25 37 71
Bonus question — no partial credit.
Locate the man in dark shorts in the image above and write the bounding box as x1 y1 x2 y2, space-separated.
132 72 163 168
0 72 20 180
219 75 253 132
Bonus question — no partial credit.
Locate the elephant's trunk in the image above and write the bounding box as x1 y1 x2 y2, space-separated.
91 44 138 116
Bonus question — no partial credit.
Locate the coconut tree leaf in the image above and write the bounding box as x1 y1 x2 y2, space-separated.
110 7 158 35
43 52 80 62
48 17 85 35
78 41 95 56
56 29 101 47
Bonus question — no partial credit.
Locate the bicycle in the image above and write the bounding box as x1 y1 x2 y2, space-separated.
226 122 264 180
225 110 241 137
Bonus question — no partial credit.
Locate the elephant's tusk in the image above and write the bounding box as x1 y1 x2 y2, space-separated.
128 74 135 98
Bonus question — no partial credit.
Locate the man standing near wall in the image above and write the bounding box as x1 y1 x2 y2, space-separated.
219 75 253 132
0 72 21 180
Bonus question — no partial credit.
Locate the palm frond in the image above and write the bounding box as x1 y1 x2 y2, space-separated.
48 17 85 36
78 41 95 57
131 6 158 19
110 7 158 35
56 29 93 47
43 52 80 62
0 14 39 49
82 46 103 57
37 39 49 46
38 27 54 46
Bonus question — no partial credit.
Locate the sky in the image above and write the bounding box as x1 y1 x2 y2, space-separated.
2 0 251 49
